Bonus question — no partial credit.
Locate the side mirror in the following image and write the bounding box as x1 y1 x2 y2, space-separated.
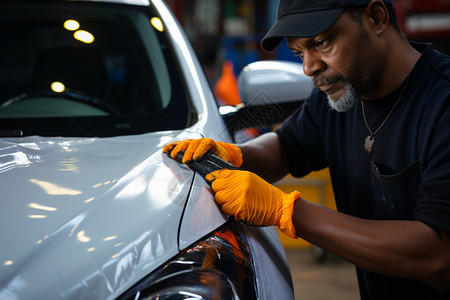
220 60 313 135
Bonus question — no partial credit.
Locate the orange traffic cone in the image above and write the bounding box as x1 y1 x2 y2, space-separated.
214 60 241 106
214 59 262 142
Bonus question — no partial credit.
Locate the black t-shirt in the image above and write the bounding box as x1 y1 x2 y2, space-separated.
276 43 450 299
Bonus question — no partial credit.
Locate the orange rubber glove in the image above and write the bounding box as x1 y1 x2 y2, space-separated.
163 138 243 167
205 169 301 238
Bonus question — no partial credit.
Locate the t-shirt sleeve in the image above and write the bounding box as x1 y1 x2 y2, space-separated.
415 91 450 235
416 181 450 235
275 89 328 178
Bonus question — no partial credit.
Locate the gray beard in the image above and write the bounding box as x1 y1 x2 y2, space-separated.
326 83 356 112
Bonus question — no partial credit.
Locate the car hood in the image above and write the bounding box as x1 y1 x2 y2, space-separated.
0 132 226 299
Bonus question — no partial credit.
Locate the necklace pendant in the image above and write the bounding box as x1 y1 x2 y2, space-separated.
364 135 374 153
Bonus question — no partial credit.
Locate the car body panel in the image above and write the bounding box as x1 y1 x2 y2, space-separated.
0 0 233 297
0 0 295 299
178 173 228 251
245 226 295 300
0 130 218 299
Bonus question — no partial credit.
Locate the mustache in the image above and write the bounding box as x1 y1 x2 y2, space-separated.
312 74 347 87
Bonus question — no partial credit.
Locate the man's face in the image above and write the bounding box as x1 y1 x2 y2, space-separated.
287 10 385 111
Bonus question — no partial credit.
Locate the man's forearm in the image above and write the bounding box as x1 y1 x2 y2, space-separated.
239 132 289 183
292 198 450 291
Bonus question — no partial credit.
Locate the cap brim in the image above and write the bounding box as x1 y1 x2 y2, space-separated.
261 8 344 52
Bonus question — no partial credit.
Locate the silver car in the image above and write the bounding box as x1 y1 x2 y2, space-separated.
0 0 311 299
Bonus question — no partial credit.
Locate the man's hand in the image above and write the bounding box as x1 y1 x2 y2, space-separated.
163 138 243 167
205 169 301 238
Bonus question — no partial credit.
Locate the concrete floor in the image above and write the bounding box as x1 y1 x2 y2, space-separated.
285 248 360 300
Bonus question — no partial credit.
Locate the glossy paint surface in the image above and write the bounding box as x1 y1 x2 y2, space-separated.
178 173 228 250
0 0 295 299
0 0 231 298
0 131 209 298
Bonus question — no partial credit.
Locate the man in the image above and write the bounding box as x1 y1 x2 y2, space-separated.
164 0 450 298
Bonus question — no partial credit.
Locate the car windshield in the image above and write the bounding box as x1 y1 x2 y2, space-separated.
0 1 193 137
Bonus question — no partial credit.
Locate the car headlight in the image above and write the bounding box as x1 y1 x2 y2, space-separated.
118 222 257 300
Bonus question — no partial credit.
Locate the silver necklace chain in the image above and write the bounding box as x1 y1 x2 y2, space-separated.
361 75 410 154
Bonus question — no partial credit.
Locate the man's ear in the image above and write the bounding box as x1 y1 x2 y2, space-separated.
365 0 389 37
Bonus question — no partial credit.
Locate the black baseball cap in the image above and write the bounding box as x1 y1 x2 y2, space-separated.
261 0 392 51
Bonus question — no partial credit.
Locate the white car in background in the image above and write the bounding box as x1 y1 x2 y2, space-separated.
0 0 311 299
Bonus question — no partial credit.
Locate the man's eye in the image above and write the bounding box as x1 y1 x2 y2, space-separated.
294 51 304 60
316 39 329 49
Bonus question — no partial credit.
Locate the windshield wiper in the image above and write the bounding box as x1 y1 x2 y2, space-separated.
0 130 23 137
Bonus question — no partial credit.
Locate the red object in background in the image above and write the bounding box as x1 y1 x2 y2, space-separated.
164 0 184 23
394 0 450 39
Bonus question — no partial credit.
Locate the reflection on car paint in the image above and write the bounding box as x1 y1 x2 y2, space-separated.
0 132 199 299
0 0 295 298
178 173 229 250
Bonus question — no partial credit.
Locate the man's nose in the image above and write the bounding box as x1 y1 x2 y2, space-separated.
302 51 325 77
